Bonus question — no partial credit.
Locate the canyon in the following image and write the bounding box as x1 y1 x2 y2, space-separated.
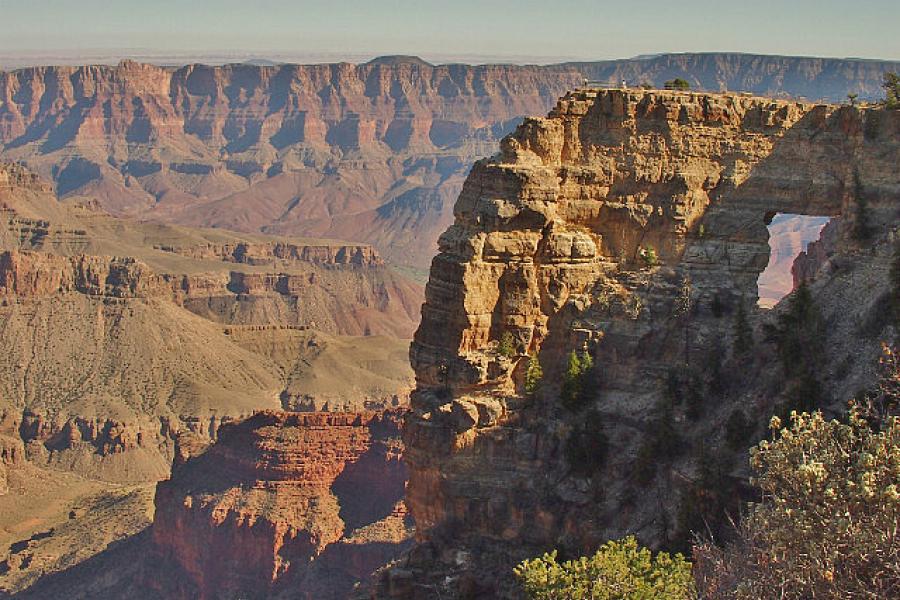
1 53 898 273
0 160 420 595
0 54 897 599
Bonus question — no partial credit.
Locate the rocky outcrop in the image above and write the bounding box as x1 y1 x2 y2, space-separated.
150 410 410 600
0 432 24 495
154 241 384 268
3 55 894 269
388 89 900 597
792 217 840 286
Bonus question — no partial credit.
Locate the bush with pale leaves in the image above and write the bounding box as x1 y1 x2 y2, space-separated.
695 408 900 599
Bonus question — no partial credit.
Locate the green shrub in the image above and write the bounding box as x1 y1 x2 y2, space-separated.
633 401 685 483
884 71 899 109
561 349 595 411
498 331 517 358
764 282 825 378
664 78 691 91
891 243 900 327
638 246 659 267
684 371 706 421
525 353 544 397
515 536 695 600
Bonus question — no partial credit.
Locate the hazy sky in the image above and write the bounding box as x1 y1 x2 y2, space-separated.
1 0 898 63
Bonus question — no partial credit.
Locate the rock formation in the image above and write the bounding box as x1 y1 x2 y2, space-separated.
1 54 896 269
382 89 899 597
0 159 420 594
150 410 411 600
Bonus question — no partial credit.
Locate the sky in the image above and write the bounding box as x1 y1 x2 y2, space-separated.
1 0 898 64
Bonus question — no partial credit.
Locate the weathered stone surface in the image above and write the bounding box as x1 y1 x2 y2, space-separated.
150 410 411 600
391 89 900 597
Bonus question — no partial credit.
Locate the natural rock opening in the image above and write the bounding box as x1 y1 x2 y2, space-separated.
757 213 833 308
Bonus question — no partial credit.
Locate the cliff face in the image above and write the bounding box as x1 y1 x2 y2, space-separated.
389 89 900 597
150 410 411 600
0 59 584 268
0 162 419 491
1 55 896 269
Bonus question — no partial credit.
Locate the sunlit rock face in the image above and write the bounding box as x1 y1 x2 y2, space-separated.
150 410 411 600
385 88 899 597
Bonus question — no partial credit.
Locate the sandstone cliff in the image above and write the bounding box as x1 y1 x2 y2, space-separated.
0 161 420 594
150 410 411 600
2 54 896 270
382 89 900 597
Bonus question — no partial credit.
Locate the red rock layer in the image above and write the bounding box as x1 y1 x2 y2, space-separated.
150 410 410 600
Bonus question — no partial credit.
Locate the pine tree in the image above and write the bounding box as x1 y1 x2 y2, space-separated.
497 331 516 358
561 350 583 409
733 302 753 356
891 242 900 327
525 354 543 397
853 172 873 242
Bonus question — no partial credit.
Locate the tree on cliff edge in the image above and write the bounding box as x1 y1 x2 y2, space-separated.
884 72 900 109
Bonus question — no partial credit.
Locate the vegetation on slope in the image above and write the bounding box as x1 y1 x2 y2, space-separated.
515 537 694 600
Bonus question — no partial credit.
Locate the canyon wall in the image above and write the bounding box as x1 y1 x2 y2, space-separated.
150 410 410 600
382 89 900 597
0 161 419 486
1 54 896 269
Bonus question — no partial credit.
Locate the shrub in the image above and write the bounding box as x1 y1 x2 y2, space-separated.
664 78 691 91
685 371 706 421
673 445 736 554
724 408 752 450
892 243 900 327
732 302 753 356
764 282 825 378
561 349 595 411
633 401 686 483
498 331 517 358
853 172 873 242
564 410 608 476
884 71 900 109
515 536 695 600
525 353 544 397
638 245 659 267
694 409 900 599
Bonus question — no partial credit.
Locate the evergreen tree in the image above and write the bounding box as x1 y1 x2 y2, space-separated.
525 353 543 397
561 348 595 410
853 172 873 242
884 71 900 109
891 242 900 327
497 331 516 358
733 302 753 356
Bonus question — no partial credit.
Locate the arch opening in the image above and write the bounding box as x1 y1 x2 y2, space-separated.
757 213 834 309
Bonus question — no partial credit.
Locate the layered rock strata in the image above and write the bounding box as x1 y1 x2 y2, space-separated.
150 410 411 600
3 55 894 268
390 89 900 597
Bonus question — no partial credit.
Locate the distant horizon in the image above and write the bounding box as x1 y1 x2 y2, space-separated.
2 48 900 71
3 1 898 69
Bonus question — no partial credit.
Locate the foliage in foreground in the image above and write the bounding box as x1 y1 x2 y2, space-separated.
515 536 694 600
694 406 900 599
